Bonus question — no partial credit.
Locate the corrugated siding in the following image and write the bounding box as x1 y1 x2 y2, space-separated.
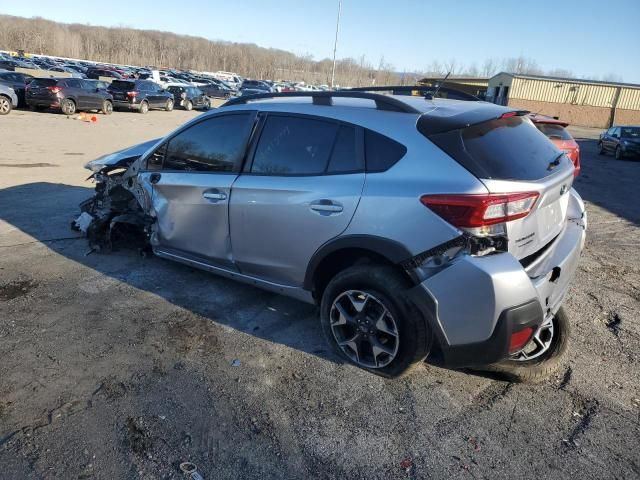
511 78 619 107
510 78 640 110
617 88 640 110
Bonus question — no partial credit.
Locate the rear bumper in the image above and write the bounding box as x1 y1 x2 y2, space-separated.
408 189 586 368
112 99 140 110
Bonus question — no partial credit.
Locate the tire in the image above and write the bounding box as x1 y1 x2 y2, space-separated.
484 307 571 383
203 99 211 111
102 100 113 115
139 101 149 114
184 100 193 111
320 265 431 378
598 142 605 155
61 98 76 115
0 96 11 115
615 145 624 160
165 99 174 112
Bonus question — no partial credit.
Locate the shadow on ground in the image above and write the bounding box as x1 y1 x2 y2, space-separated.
0 181 335 365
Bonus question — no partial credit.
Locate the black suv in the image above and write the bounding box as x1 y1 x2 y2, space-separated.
166 85 210 110
192 78 234 99
0 71 34 107
107 80 174 113
26 78 114 115
599 125 640 159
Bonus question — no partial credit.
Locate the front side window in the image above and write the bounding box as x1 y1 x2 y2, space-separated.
252 115 358 175
161 114 253 172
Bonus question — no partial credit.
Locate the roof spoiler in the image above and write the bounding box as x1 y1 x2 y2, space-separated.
346 85 481 102
419 106 530 136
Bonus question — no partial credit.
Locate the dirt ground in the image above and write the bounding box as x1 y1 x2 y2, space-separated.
0 108 639 480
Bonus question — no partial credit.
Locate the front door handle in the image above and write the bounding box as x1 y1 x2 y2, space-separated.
310 200 343 214
203 191 227 201
150 173 161 184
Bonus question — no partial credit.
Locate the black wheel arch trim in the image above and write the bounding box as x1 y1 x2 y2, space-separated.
303 234 413 291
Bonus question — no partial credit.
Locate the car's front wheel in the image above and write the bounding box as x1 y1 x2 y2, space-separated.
485 307 570 383
598 142 605 155
184 100 193 111
165 99 174 111
320 265 431 378
0 95 12 115
615 145 624 160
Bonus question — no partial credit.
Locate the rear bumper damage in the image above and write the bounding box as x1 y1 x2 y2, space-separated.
407 189 586 368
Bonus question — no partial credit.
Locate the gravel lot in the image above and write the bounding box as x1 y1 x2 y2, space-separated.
0 109 638 480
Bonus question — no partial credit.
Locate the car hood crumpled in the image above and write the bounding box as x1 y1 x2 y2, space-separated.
84 137 161 172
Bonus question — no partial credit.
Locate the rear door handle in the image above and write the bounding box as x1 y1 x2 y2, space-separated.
203 191 227 201
310 200 343 214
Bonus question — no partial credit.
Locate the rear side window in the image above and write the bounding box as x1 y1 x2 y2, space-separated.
29 78 57 88
64 79 81 88
109 80 135 91
365 130 407 172
251 116 362 175
162 114 253 172
535 123 573 140
427 116 569 181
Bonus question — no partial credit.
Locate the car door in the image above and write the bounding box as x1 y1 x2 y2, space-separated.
80 79 102 109
62 79 86 108
229 113 365 286
142 111 257 268
610 127 621 150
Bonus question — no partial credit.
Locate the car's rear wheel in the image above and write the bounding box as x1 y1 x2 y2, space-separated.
61 98 76 115
485 307 570 383
615 145 624 160
102 100 113 115
0 96 11 115
320 265 431 378
598 142 605 155
184 100 193 111
165 99 174 111
139 100 149 114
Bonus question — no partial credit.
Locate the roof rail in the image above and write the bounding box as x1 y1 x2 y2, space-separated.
346 85 481 101
222 91 421 113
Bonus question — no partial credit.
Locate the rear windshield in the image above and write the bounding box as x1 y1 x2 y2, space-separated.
426 116 569 180
29 78 57 87
109 80 135 90
535 123 573 141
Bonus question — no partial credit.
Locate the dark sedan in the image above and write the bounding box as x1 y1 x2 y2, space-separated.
599 125 640 160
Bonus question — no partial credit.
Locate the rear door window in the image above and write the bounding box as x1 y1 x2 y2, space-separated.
426 116 569 180
161 113 254 172
251 115 362 175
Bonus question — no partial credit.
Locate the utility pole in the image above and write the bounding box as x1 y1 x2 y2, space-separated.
330 0 342 89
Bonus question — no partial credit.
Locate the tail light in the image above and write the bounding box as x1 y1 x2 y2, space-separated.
508 327 534 353
46 86 62 94
420 192 539 229
126 91 138 98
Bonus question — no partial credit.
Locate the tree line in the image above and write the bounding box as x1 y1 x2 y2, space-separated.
0 15 623 86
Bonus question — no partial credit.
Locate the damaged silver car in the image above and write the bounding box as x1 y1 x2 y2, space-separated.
74 91 586 381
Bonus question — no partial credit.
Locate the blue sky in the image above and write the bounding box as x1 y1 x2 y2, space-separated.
1 0 639 82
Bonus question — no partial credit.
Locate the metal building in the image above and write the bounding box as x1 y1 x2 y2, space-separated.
487 72 640 128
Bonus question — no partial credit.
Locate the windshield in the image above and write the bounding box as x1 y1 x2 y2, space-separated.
535 123 573 141
621 127 640 138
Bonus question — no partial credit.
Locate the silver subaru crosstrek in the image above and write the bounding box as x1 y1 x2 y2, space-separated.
75 90 586 381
